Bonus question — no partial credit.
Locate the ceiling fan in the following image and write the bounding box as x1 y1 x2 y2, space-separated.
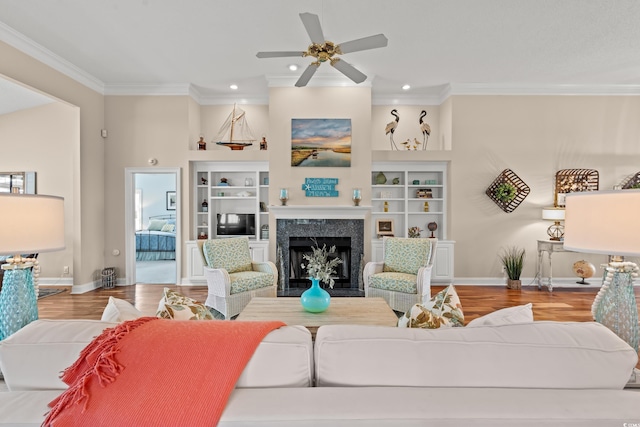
256 12 388 87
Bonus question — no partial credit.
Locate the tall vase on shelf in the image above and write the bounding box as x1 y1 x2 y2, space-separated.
300 277 331 313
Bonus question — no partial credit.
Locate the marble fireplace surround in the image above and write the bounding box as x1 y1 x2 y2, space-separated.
271 206 369 291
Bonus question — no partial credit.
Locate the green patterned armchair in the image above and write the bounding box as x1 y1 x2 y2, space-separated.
363 237 437 313
199 237 277 319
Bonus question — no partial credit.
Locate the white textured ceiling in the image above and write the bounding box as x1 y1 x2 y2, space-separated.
1 0 640 106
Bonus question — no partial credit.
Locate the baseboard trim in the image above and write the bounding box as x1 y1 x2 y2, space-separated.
37 277 73 286
452 276 604 289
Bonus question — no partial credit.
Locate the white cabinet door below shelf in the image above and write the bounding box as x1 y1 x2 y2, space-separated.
186 240 205 282
249 241 269 262
432 241 454 283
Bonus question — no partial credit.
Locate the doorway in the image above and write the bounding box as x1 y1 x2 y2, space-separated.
125 168 181 285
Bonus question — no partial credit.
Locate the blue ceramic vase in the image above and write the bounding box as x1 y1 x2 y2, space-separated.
300 277 330 313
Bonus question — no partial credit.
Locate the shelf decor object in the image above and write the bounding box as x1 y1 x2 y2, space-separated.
279 188 289 206
0 194 65 340
485 169 530 213
352 188 362 206
554 169 599 207
564 189 640 351
620 171 640 189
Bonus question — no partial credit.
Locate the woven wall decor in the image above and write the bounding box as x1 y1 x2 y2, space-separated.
554 169 599 207
621 172 640 189
485 169 530 213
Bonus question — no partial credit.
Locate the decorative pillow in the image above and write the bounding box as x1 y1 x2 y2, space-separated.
101 297 143 322
156 288 215 320
398 284 464 328
160 223 176 233
203 237 252 273
466 303 534 327
147 220 167 231
383 238 432 274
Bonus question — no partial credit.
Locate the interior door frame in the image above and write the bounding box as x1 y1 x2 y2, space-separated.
124 167 181 286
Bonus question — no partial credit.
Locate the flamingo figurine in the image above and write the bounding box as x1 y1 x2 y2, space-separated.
419 110 431 150
385 109 400 150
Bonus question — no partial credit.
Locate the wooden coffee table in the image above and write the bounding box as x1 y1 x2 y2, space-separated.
237 297 399 338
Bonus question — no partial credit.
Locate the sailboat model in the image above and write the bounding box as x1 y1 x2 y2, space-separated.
214 104 256 150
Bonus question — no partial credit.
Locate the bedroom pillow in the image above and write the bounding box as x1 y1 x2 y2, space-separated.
160 223 175 233
466 303 534 327
101 297 143 322
147 220 167 231
156 288 215 320
398 284 464 328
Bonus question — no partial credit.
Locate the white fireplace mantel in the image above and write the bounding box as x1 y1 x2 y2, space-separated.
270 205 371 220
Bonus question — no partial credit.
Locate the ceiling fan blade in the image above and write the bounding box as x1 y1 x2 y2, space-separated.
337 34 388 54
331 58 367 84
299 12 325 45
295 63 320 87
256 51 305 58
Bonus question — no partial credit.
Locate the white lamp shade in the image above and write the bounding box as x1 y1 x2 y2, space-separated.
542 207 565 221
563 190 640 257
0 194 65 255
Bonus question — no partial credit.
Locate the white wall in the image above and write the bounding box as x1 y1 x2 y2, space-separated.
449 95 640 279
0 102 76 279
0 41 105 292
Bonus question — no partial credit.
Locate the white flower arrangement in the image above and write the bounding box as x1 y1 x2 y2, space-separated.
300 239 343 289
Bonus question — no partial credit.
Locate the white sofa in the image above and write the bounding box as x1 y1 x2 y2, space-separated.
0 319 639 426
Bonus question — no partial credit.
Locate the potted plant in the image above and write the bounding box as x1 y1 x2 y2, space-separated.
499 246 525 289
299 239 343 312
408 226 422 238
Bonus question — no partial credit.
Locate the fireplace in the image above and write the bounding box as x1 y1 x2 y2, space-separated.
289 236 351 288
274 209 366 293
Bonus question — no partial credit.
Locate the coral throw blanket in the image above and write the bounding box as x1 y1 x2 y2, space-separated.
44 317 285 426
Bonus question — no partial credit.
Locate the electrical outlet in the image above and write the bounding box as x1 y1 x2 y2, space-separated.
63 266 70 275
501 266 506 273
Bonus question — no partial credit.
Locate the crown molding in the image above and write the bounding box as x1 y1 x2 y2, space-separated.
448 83 640 96
193 90 269 106
0 21 105 93
103 83 269 105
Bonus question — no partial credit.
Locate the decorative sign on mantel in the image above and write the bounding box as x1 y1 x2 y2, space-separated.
302 178 339 197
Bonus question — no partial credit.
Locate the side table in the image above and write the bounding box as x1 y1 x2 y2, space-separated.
536 240 573 292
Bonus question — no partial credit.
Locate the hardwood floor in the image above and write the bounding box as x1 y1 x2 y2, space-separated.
38 283 640 323
37 283 640 368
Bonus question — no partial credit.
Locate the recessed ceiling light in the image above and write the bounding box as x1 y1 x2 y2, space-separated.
402 84 411 90
229 84 238 90
289 64 299 71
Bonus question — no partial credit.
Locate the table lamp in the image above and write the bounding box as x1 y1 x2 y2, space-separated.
0 194 65 340
563 190 640 351
541 207 565 241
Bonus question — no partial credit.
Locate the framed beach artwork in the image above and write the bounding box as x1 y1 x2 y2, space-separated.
291 118 351 167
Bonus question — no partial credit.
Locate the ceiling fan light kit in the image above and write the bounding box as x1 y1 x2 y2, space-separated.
257 12 388 87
